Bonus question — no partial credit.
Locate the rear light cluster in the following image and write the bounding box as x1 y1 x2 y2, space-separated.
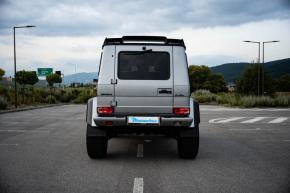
97 106 114 115
173 107 190 115
97 106 189 116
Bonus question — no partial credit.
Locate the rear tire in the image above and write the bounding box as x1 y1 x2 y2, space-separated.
86 125 108 159
177 129 199 159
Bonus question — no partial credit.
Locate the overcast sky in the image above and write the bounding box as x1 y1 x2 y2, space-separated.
0 0 290 76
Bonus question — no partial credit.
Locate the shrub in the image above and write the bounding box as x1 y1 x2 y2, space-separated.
72 89 96 104
72 89 81 98
33 89 45 103
53 89 62 101
274 95 290 107
73 92 92 104
216 93 228 104
0 96 8 110
38 88 50 99
240 96 275 107
59 92 73 103
45 95 56 104
216 93 241 106
192 89 216 103
0 86 8 98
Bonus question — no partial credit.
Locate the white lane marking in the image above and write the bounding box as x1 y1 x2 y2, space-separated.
253 139 290 142
133 178 143 193
268 117 288 123
144 139 152 143
241 117 267 123
229 128 276 131
209 118 227 123
0 144 18 146
0 130 49 133
213 117 246 123
209 117 289 124
201 107 290 112
137 144 144 158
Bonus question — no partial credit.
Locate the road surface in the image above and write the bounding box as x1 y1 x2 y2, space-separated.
0 105 290 193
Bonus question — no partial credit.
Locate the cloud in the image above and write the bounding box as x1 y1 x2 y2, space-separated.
0 0 289 36
1 18 289 77
0 0 290 77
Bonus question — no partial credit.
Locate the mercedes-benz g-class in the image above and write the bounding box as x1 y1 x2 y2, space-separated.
86 36 200 159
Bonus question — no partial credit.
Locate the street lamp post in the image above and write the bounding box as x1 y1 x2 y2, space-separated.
243 40 261 96
13 25 36 108
262 41 279 94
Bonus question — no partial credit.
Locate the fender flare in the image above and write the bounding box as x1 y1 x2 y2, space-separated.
86 97 98 127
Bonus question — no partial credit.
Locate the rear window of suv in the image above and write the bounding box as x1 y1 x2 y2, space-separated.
118 51 170 80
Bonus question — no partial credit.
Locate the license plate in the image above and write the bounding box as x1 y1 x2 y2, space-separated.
128 116 160 125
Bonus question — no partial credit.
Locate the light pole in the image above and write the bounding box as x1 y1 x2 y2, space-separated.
243 40 261 96
13 25 36 108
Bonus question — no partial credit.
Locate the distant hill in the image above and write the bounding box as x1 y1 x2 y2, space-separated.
210 62 249 83
64 72 98 85
211 58 290 83
264 59 290 78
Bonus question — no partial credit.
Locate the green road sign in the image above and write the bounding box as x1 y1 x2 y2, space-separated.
37 68 53 76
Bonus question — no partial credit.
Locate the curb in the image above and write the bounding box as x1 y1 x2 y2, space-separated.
0 104 66 114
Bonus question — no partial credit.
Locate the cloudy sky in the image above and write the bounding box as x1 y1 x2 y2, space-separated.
0 0 290 76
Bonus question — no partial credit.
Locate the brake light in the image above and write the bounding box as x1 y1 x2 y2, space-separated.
173 107 190 115
97 107 113 115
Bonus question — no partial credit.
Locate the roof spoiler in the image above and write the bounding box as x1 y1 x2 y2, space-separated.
102 36 185 49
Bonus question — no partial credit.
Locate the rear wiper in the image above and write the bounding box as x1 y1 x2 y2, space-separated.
128 49 152 55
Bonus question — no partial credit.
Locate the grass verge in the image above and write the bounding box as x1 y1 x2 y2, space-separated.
192 89 290 107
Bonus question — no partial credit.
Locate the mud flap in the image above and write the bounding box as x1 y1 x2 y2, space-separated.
179 126 199 137
87 125 107 137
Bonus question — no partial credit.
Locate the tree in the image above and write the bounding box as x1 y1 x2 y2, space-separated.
209 73 228 93
188 65 227 93
46 73 62 104
236 64 273 95
0 68 5 81
274 74 290 92
46 73 62 87
16 70 39 103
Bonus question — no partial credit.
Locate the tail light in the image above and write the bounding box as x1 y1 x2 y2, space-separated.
97 106 113 115
173 107 190 115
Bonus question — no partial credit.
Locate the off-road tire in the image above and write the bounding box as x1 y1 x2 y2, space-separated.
86 125 108 159
177 129 199 159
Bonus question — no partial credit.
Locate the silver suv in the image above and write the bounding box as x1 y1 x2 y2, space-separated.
86 36 200 159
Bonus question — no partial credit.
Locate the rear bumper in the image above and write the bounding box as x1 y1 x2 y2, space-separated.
87 97 200 128
93 116 193 127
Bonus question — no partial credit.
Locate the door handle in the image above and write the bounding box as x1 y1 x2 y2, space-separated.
158 89 172 94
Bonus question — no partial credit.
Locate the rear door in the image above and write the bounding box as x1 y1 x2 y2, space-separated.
114 45 173 115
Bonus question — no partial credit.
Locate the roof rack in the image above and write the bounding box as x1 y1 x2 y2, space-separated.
102 36 186 49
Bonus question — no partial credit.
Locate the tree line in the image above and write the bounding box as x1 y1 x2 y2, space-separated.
188 64 290 94
2 64 290 97
0 69 62 104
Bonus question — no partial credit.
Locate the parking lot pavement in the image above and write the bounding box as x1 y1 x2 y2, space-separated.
0 104 290 193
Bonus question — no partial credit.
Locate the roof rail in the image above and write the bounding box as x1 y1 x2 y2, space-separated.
102 36 185 49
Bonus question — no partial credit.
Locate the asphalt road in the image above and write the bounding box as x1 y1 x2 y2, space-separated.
0 105 290 193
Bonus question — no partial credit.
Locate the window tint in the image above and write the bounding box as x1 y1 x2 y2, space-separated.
118 51 170 80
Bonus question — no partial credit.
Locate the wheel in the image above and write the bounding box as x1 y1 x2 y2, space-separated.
177 129 199 159
86 125 108 159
